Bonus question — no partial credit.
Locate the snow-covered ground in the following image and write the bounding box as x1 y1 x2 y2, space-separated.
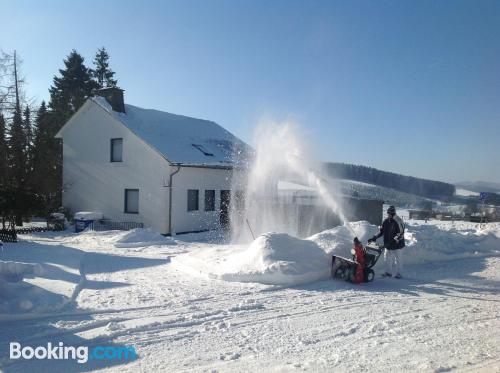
0 222 499 372
455 188 480 197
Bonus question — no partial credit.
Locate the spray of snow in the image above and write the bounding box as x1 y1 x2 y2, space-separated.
231 120 352 242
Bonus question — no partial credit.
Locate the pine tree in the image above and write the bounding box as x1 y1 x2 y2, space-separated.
23 106 33 162
8 105 27 187
0 112 9 228
8 99 28 226
31 102 59 215
49 50 97 122
92 47 117 89
46 50 97 210
8 51 28 193
0 112 8 186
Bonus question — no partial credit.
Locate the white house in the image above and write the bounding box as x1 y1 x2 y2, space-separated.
55 88 250 235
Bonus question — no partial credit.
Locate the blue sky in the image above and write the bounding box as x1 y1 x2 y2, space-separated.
1 0 499 183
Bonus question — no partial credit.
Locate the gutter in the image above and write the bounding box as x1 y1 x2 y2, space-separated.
168 164 182 235
176 163 234 170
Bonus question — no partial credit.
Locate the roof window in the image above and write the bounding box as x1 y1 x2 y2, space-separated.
192 144 214 157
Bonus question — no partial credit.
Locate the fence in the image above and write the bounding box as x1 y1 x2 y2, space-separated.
90 220 144 232
0 226 66 243
17 226 55 234
0 229 17 242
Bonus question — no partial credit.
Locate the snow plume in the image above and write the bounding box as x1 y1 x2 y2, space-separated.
231 119 351 243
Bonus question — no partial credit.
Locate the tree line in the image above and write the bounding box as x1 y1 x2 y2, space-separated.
0 48 118 228
323 162 456 200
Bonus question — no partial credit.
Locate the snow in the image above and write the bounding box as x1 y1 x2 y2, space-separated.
0 221 499 372
93 97 251 166
114 228 175 248
173 233 330 285
309 221 379 257
74 211 104 220
0 261 43 281
277 180 315 192
455 188 480 197
49 212 66 219
339 179 435 207
403 221 500 264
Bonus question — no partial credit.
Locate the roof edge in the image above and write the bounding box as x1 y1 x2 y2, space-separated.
55 99 93 138
90 97 177 166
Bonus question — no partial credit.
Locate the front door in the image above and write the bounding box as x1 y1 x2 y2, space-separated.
220 190 231 228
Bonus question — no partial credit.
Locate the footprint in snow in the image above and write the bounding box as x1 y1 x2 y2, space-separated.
219 352 241 361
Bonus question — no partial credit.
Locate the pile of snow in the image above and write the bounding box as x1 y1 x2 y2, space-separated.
174 221 500 286
74 211 103 220
173 233 330 286
403 222 500 264
114 228 175 248
309 221 379 258
311 221 500 266
0 261 43 282
0 260 48 314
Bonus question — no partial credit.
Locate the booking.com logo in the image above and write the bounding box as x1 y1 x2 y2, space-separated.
9 342 137 364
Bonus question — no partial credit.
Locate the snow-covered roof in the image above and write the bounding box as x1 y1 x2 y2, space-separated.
92 97 250 167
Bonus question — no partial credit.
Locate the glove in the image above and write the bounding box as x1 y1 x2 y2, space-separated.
367 236 376 243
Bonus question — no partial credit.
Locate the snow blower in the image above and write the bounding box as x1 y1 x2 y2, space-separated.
331 237 383 283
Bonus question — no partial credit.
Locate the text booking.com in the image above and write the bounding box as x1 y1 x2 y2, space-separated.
10 342 137 364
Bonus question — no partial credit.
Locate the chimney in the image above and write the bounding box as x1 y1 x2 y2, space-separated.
98 87 125 113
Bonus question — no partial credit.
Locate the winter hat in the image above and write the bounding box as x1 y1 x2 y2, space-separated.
387 206 396 215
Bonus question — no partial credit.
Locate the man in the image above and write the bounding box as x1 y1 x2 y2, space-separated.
368 205 405 279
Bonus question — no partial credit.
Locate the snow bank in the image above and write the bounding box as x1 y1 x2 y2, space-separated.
114 228 175 248
403 222 500 265
174 221 500 286
173 233 330 286
311 221 500 266
0 261 43 282
0 261 50 314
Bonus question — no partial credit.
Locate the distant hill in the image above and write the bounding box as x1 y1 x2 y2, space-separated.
323 162 456 201
337 179 434 208
456 181 500 194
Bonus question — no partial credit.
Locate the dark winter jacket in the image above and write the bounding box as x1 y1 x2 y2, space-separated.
373 215 405 250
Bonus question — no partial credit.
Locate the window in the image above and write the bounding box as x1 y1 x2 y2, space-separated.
124 189 139 213
111 138 123 162
205 190 215 211
192 144 214 157
187 190 199 211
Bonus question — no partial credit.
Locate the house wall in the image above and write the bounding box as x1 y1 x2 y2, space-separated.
171 166 234 234
60 102 171 234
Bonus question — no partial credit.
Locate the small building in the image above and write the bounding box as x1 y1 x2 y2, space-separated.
277 181 383 237
56 88 250 235
408 209 433 220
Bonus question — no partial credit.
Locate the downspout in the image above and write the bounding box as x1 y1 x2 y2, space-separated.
168 164 181 235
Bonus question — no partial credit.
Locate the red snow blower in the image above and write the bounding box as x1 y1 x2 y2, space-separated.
331 237 383 284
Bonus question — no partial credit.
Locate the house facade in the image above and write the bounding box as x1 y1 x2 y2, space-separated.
56 88 249 235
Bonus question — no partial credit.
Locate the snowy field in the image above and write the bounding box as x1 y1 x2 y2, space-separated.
0 221 499 372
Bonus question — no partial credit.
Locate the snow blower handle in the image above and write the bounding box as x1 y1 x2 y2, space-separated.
365 241 383 254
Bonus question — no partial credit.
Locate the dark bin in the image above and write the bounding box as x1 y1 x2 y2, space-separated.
75 219 94 233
